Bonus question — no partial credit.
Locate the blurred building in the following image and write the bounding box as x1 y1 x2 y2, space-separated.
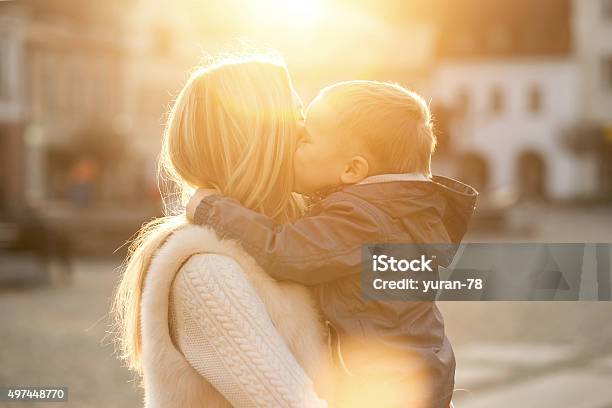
432 61 582 198
0 3 27 219
573 0 612 196
427 0 612 200
575 0 612 124
0 1 166 255
25 2 131 207
3 0 611 215
0 1 165 217
427 0 598 199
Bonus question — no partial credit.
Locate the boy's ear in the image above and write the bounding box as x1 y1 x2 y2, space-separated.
340 156 370 185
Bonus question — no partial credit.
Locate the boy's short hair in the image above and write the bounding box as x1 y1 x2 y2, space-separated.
317 80 437 176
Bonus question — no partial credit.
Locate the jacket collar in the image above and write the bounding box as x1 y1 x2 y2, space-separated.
357 172 430 185
309 172 431 201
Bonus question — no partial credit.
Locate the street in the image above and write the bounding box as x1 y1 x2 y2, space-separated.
1 205 612 407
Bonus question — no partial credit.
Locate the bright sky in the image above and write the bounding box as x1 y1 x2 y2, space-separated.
247 0 325 31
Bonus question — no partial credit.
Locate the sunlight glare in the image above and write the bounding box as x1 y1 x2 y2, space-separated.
248 0 323 29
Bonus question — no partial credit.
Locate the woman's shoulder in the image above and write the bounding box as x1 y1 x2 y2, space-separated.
173 253 245 296
182 253 241 271
155 224 254 273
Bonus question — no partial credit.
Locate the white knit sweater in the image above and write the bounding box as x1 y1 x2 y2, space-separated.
140 225 328 408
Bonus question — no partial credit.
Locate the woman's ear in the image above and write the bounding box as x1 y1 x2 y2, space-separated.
340 156 370 185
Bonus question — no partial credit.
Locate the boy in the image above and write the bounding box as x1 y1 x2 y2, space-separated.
187 81 477 407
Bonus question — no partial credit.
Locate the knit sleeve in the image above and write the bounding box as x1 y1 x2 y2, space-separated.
169 253 327 408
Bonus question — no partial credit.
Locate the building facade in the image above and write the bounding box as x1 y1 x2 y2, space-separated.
0 3 26 218
431 60 590 198
573 0 612 196
0 1 155 216
427 0 610 199
574 0 612 123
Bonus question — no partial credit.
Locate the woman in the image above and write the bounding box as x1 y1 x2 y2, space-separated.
111 56 329 407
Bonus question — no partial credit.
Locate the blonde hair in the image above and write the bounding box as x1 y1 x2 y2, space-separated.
315 80 437 176
111 55 303 376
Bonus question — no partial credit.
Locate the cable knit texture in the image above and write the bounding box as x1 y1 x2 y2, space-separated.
170 254 326 407
140 225 328 408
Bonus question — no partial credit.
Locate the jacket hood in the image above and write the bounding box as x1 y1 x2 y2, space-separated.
342 175 478 265
429 175 479 243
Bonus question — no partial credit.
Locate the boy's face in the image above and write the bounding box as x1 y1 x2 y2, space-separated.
293 94 354 195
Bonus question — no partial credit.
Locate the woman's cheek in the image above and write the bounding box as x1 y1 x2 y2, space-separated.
292 153 311 193
293 146 304 167
293 149 307 177
295 145 311 167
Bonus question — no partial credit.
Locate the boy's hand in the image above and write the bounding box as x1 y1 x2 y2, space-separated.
186 188 219 222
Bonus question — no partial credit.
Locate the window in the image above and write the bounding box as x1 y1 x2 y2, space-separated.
152 25 172 58
41 54 58 114
28 51 42 120
451 30 476 55
603 56 612 90
528 85 543 114
489 86 504 115
93 59 107 119
454 88 470 118
70 56 84 112
55 55 70 112
602 0 612 20
487 25 512 53
0 41 9 100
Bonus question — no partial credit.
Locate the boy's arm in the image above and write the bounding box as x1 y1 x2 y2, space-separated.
193 194 384 285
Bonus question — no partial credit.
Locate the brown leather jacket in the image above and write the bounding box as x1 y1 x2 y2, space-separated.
194 175 478 407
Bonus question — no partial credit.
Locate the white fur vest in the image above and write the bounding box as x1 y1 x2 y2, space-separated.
140 225 326 407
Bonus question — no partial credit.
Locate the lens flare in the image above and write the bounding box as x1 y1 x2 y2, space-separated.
248 0 323 29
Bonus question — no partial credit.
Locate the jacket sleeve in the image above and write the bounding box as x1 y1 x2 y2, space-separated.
193 194 385 285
